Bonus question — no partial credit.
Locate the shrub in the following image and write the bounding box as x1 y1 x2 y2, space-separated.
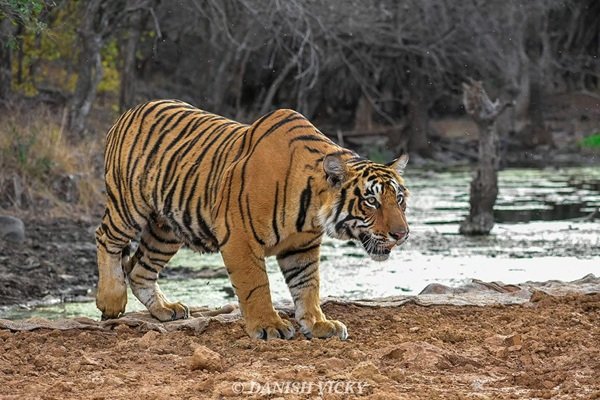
0 103 104 215
581 133 600 149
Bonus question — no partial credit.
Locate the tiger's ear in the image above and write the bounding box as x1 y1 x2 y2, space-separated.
323 154 347 188
388 153 409 175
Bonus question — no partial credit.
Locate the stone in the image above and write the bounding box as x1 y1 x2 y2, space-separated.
0 215 25 243
190 345 224 372
419 283 452 294
381 341 453 370
138 330 160 348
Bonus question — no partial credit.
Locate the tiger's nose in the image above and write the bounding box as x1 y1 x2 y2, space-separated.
390 230 409 241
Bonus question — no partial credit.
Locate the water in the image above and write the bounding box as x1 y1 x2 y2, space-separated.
2 167 599 320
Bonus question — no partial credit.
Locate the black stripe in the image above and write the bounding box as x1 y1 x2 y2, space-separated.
277 242 320 260
335 214 362 234
289 134 327 144
296 177 313 232
237 115 306 227
272 182 280 244
138 259 159 274
333 188 347 222
147 255 172 265
159 115 223 196
201 123 244 205
129 275 157 284
96 240 121 255
284 261 317 286
110 102 151 177
304 146 323 154
194 186 219 250
141 107 184 155
281 147 297 226
246 194 265 245
106 177 138 232
288 274 318 290
141 239 178 257
347 198 355 214
148 223 179 245
125 107 169 186
245 283 268 301
176 121 234 211
208 126 246 205
146 110 195 168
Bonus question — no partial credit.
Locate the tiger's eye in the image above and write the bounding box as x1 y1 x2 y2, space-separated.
364 197 378 208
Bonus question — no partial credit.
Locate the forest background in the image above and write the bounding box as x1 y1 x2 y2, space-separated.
0 0 599 213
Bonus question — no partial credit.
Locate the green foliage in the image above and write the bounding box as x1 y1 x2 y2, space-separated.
581 133 600 149
12 2 79 95
98 39 120 94
0 0 48 41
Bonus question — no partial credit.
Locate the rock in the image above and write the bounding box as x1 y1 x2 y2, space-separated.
419 283 452 294
530 290 555 303
138 330 160 348
51 174 80 203
381 341 453 370
190 345 224 372
320 357 346 370
351 361 388 383
505 333 522 347
484 333 522 347
484 333 523 356
0 215 25 243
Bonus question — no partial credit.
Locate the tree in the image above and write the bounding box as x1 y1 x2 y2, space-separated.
0 0 47 100
68 0 152 136
460 81 511 236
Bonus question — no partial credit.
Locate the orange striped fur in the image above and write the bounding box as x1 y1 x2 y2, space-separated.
96 100 410 340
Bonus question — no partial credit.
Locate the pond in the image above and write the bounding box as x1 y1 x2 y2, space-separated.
2 167 599 320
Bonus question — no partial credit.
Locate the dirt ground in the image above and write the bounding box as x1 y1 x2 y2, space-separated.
0 292 598 399
1 214 599 399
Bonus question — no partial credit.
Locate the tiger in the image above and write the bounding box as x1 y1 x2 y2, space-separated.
95 99 410 340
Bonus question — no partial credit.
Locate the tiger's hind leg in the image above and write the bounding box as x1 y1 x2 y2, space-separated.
96 209 138 320
127 220 188 321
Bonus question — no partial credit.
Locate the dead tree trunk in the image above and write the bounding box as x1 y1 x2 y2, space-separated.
68 0 106 137
353 94 374 132
460 81 511 235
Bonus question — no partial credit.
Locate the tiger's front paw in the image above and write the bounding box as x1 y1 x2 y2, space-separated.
149 301 190 322
301 319 348 340
245 314 296 340
96 281 127 320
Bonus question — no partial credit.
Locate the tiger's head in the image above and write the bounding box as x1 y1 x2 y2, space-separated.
319 152 410 261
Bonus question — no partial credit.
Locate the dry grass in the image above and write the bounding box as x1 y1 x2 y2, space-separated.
0 102 106 218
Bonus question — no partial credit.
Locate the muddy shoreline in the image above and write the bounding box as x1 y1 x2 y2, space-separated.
0 218 98 308
1 214 599 314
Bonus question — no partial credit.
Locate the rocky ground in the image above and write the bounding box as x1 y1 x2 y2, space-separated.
0 292 598 399
1 213 599 399
0 217 98 307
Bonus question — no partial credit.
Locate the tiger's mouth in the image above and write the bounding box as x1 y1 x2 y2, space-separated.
358 233 394 262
